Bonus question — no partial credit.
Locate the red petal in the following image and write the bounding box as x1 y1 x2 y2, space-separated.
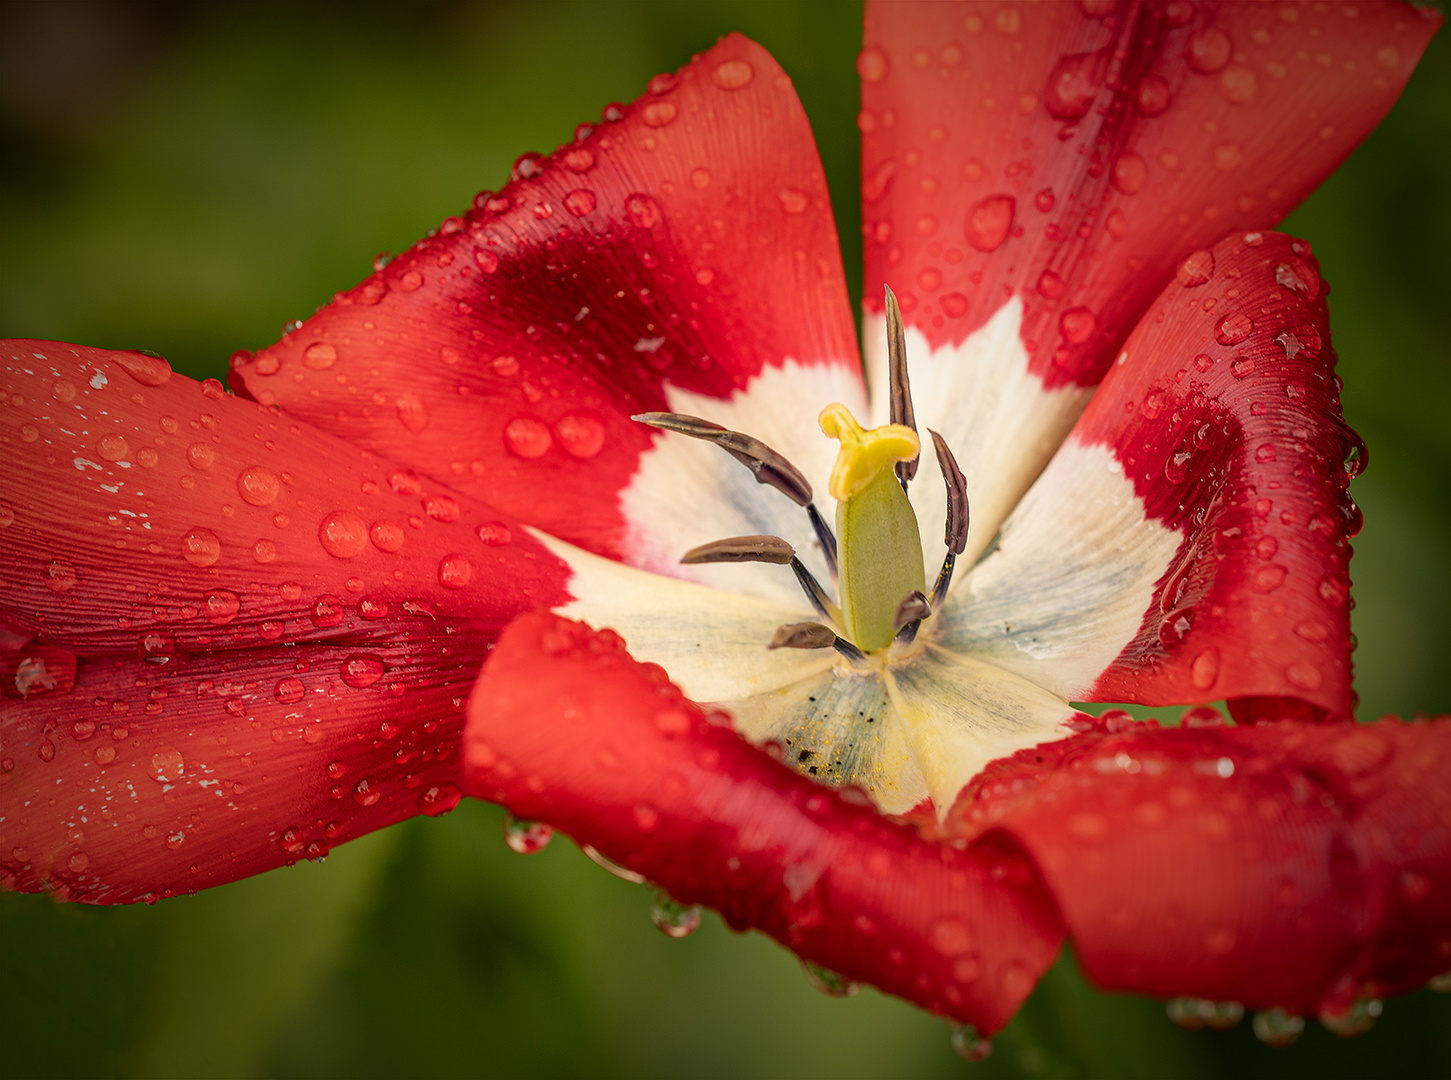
861 0 1439 385
231 35 859 561
1 341 568 654
462 612 1063 1034
1 639 473 904
951 714 1451 1012
2 339 569 902
1066 233 1355 719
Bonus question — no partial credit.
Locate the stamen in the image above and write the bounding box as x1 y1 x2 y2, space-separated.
893 590 931 631
806 503 839 580
633 412 813 507
884 285 920 486
680 535 795 564
769 622 866 662
680 535 837 623
927 428 969 609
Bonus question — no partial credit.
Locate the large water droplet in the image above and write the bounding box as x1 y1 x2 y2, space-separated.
341 655 385 688
779 189 808 215
625 193 662 229
115 350 173 387
416 782 462 817
204 590 240 625
1215 313 1253 345
951 1025 993 1062
1319 998 1382 1037
96 434 130 462
181 526 221 567
713 58 754 89
650 889 703 938
1044 50 1106 120
1187 28 1232 73
554 412 605 459
45 559 77 592
319 511 368 558
503 416 552 458
149 745 184 783
857 46 888 83
801 960 861 997
966 194 1015 252
137 630 176 665
1252 1008 1304 1046
395 393 429 434
503 814 554 854
1167 998 1244 1030
564 188 596 217
7 642 78 698
237 465 280 506
438 554 473 589
352 776 381 807
274 676 305 704
302 342 337 370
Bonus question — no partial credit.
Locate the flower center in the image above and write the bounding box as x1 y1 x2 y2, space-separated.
635 286 969 660
818 403 925 652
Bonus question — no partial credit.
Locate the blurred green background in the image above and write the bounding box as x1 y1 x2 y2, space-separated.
1 2 1447 1077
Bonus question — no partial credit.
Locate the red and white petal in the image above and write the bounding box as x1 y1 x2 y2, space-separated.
231 35 861 568
463 612 1065 1035
937 233 1356 720
1 342 568 655
952 716 1451 1012
861 0 1438 558
886 648 1079 820
1 637 478 904
622 360 862 602
535 531 828 703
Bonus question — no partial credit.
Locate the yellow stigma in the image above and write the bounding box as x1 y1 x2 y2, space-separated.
818 403 921 502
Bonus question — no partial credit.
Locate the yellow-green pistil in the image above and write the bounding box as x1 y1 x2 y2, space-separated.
819 403 925 652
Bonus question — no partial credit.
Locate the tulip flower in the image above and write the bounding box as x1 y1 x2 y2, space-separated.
2 0 1446 1055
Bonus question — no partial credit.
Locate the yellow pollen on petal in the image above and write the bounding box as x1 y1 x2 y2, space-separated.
818 402 920 502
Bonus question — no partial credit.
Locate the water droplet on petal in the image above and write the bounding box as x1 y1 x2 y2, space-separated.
1216 313 1253 345
503 814 554 854
115 351 173 386
503 416 552 458
1060 307 1096 345
274 676 305 704
1176 250 1214 287
1187 28 1232 73
951 1025 993 1062
96 434 130 462
554 412 605 458
713 58 754 89
181 527 221 567
477 521 511 546
779 188 808 215
395 393 428 433
341 655 385 689
1253 1008 1305 1046
319 511 368 558
1319 999 1382 1038
564 188 597 217
204 590 240 625
651 889 703 938
801 960 861 997
237 465 280 506
857 46 888 83
149 746 184 782
1275 258 1320 300
438 554 472 589
966 194 1015 252
423 494 459 523
1136 73 1171 115
625 193 662 229
352 776 381 806
302 342 337 370
1044 50 1106 120
45 559 77 592
416 782 462 817
370 520 405 553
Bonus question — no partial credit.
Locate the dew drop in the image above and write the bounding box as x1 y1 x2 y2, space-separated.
438 554 473 589
951 1025 993 1063
274 676 305 704
503 814 554 854
1191 648 1220 689
1112 151 1147 194
370 519 405 553
477 521 512 546
1215 312 1253 345
416 781 462 817
802 960 861 997
352 776 381 807
319 511 368 558
423 494 460 523
564 188 596 217
204 590 240 625
1231 355 1256 379
779 189 808 215
1044 50 1106 120
554 412 605 459
181 527 221 567
1060 307 1096 345
187 442 216 470
1176 250 1214 287
1252 1008 1304 1046
1319 999 1382 1038
302 342 337 370
625 193 662 229
503 416 552 459
45 559 77 592
651 889 703 938
1187 27 1232 73
713 58 754 89
966 194 1015 252
310 595 345 629
1136 73 1171 115
236 465 280 506
341 655 385 689
115 350 173 386
857 46 888 83
1275 258 1320 300
96 434 130 462
395 393 429 433
149 745 185 783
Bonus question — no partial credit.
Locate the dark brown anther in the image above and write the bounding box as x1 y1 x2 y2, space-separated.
768 622 838 650
928 428 969 610
892 590 931 631
633 412 813 507
681 535 795 565
928 428 968 555
884 285 919 485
